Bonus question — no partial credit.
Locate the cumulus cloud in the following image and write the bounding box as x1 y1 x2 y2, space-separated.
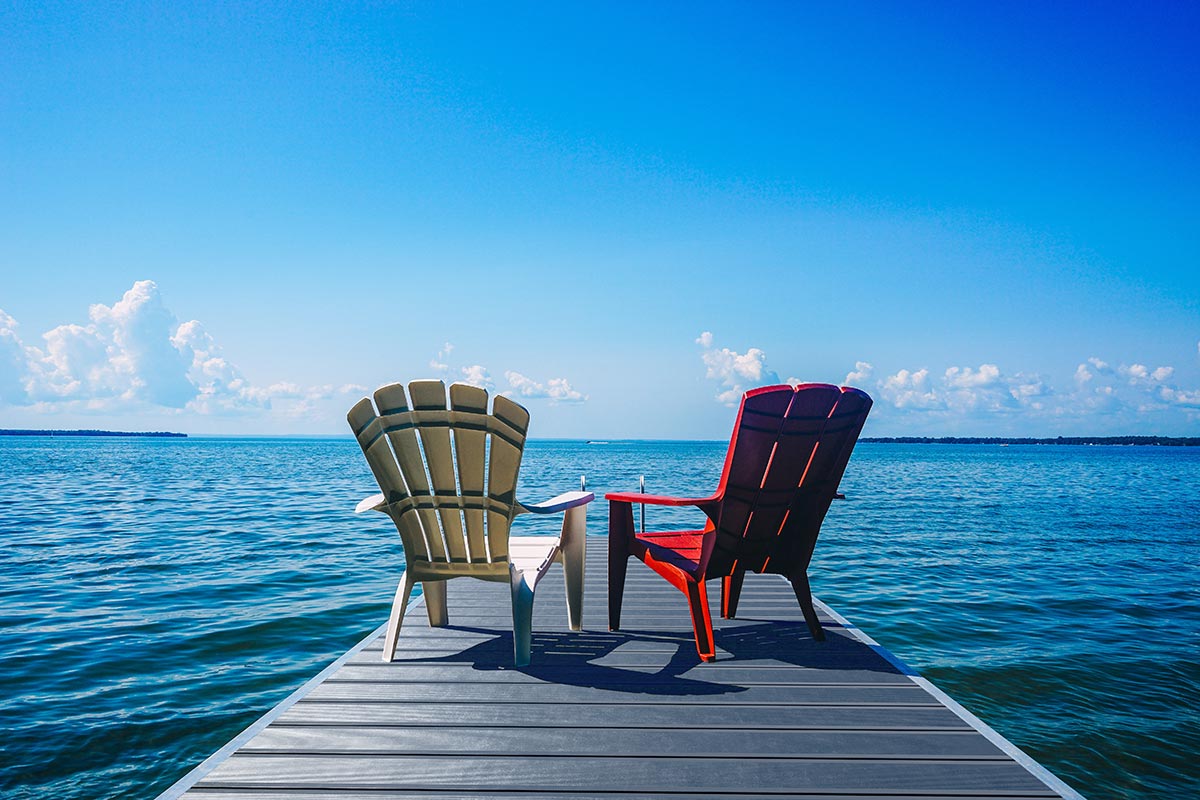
696 331 780 405
460 364 494 390
423 345 585 404
881 368 941 409
875 363 1055 415
944 364 1001 389
863 351 1200 432
1160 386 1200 408
0 281 361 421
504 371 586 403
844 361 873 386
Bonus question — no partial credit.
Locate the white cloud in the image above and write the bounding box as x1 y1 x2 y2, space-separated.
0 281 355 421
844 361 873 386
18 281 195 408
504 371 586 403
944 364 1001 389
866 352 1200 433
460 364 493 390
423 346 585 405
1118 363 1174 385
430 342 454 373
881 368 941 409
696 331 780 405
0 309 32 404
1161 386 1200 408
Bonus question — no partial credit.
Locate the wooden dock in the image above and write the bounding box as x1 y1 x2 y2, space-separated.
160 539 1084 799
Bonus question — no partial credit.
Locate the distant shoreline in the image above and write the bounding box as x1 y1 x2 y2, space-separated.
0 429 187 438
861 436 1200 446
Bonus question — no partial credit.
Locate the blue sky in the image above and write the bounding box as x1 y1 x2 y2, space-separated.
1 2 1197 438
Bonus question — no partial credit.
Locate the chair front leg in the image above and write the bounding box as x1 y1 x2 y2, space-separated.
382 571 417 662
608 500 634 631
510 568 536 667
423 579 448 627
560 504 587 631
686 579 716 662
788 570 825 641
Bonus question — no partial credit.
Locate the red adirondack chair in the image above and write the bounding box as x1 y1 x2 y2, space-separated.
607 383 872 661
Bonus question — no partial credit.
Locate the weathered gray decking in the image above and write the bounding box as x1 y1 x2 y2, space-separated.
161 538 1083 799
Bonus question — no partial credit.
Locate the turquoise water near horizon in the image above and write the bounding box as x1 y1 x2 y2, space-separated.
1 437 1197 799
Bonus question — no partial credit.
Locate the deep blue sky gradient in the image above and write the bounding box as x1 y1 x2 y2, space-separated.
1 2 1197 436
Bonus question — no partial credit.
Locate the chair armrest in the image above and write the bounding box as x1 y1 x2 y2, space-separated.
605 491 719 507
355 493 387 514
519 490 595 514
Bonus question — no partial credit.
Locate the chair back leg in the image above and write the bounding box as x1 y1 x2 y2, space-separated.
423 579 449 627
686 580 716 662
721 568 746 619
788 570 826 641
382 571 417 662
608 501 634 631
561 505 587 631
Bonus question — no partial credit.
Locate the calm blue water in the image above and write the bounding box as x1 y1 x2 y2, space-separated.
1 437 1197 799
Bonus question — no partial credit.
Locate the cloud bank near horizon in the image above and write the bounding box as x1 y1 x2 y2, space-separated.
696 331 1200 433
427 343 586 404
2 286 1196 435
0 281 364 422
0 282 588 430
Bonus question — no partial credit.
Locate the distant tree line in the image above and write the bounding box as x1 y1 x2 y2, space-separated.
861 436 1200 446
0 429 186 438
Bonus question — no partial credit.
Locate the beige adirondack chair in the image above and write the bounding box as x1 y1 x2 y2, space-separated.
348 380 593 666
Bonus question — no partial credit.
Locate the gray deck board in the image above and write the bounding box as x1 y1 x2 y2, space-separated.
164 539 1081 799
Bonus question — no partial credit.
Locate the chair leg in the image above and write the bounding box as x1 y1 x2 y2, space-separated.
424 580 448 627
510 569 536 667
721 568 746 619
382 571 417 662
608 500 633 631
686 580 716 662
561 504 586 632
788 570 825 641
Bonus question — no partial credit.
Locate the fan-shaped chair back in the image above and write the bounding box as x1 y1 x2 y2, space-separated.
347 380 530 569
706 384 873 577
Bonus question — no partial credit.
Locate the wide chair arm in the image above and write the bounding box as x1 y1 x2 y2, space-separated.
605 491 718 507
518 490 594 514
355 493 387 514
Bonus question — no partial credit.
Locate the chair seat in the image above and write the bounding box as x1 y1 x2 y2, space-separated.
508 536 561 574
636 530 707 575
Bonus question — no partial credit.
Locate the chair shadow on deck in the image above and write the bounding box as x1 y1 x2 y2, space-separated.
388 610 901 696
398 624 745 696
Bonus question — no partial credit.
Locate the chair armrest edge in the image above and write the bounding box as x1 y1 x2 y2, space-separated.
519 490 595 514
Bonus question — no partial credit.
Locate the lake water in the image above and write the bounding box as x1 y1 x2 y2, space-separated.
1 437 1197 799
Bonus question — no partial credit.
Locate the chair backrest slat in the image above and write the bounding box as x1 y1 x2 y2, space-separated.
373 383 449 562
348 399 432 563
780 387 873 570
449 383 490 563
350 381 531 567
705 384 871 577
408 380 469 564
484 395 530 562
